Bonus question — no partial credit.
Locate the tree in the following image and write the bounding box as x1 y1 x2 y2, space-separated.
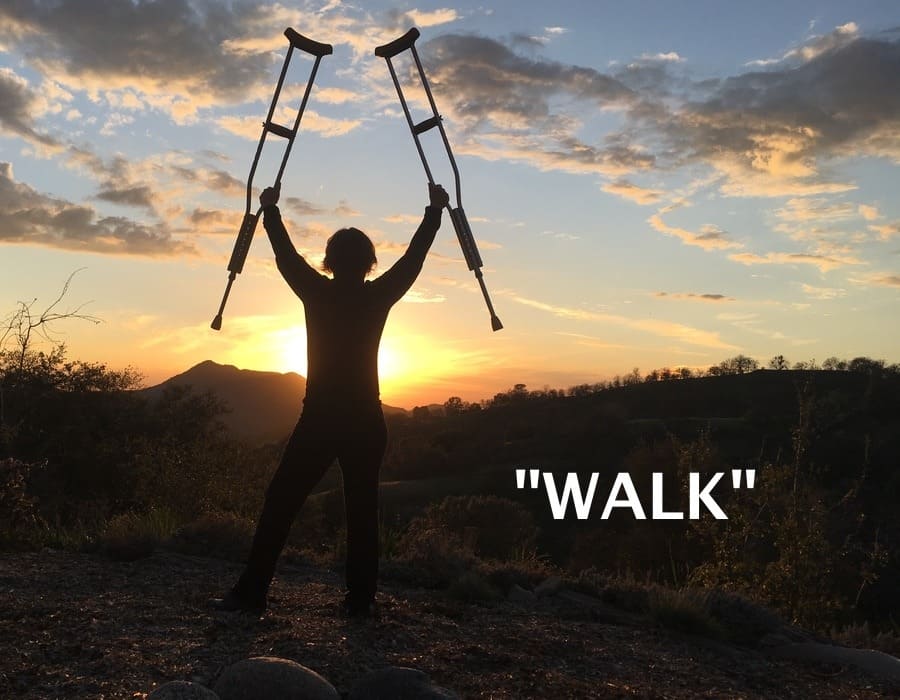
822 356 848 371
2 272 105 449
1 270 100 373
443 396 465 415
848 357 885 375
718 355 759 375
768 355 790 370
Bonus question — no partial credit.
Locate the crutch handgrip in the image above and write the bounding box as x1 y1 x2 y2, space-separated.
448 207 483 271
375 28 420 58
284 28 333 56
227 212 259 275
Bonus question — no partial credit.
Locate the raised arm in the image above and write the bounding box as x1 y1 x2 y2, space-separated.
373 183 448 304
259 186 324 299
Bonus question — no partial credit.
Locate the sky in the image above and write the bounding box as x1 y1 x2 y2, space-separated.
1 1 898 408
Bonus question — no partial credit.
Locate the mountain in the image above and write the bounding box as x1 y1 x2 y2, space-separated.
139 361 406 443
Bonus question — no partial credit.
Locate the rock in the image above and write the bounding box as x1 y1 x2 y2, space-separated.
147 680 220 699
213 656 339 700
348 666 459 699
769 642 900 685
507 584 536 604
534 576 563 598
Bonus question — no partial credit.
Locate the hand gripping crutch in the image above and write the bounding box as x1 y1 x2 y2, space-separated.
375 28 503 332
211 28 333 331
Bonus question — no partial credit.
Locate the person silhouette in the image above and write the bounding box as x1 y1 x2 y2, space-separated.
211 181 449 616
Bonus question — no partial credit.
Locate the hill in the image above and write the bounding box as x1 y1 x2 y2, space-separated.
139 360 406 443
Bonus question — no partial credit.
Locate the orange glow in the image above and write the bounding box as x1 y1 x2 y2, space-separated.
274 325 309 376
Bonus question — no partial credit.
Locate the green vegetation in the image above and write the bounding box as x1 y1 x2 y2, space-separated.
2 304 899 643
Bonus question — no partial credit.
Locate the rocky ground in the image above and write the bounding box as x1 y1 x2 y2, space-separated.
0 549 896 699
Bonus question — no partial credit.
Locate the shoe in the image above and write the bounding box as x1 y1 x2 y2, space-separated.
208 590 267 613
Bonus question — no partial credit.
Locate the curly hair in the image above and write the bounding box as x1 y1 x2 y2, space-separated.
322 227 377 277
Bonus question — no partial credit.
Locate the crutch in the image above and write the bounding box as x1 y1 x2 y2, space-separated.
375 28 503 332
211 28 333 331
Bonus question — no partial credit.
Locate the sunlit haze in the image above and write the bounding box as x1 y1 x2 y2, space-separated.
1 1 898 408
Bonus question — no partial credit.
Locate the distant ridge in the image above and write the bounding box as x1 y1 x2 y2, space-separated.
140 360 405 443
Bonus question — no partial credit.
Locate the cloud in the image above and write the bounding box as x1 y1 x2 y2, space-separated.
172 165 245 198
407 8 458 28
0 161 194 257
729 251 862 272
185 208 241 235
601 179 663 204
412 26 899 200
401 289 447 303
0 67 59 146
775 197 858 224
504 291 736 349
639 52 684 63
383 213 423 225
0 0 286 121
865 273 900 288
655 292 734 302
94 185 156 212
315 87 360 104
656 33 900 194
745 22 860 66
424 33 636 126
869 222 900 240
800 283 846 299
859 204 880 221
216 110 362 140
410 33 642 176
648 213 741 251
384 6 458 34
284 197 326 217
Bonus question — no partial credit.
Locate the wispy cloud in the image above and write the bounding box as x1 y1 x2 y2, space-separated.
601 179 663 204
729 251 863 272
504 291 736 349
655 292 734 302
745 22 860 66
869 222 900 240
648 213 741 251
800 283 847 299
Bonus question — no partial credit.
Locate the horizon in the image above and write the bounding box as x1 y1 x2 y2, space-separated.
2 1 899 409
154 352 896 411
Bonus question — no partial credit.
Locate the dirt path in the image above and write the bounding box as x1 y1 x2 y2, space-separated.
0 550 894 698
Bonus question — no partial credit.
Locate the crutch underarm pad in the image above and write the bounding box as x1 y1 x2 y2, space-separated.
284 28 333 56
375 28 420 58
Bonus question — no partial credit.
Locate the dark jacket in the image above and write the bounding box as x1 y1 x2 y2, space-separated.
263 204 442 406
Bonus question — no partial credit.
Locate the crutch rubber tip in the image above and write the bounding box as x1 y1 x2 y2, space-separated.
211 315 223 331
491 316 503 332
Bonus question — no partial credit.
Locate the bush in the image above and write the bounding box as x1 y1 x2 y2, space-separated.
167 511 255 562
0 458 44 546
401 495 540 561
99 507 180 561
447 571 502 602
648 587 726 639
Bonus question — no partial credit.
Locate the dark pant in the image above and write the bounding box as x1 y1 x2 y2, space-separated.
234 402 387 604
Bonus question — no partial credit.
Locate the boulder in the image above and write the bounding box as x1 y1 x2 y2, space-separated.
349 666 458 699
507 584 536 604
147 680 220 699
213 656 339 700
534 576 563 598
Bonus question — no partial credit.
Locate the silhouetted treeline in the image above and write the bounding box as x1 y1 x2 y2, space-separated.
2 345 899 634
386 360 900 632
